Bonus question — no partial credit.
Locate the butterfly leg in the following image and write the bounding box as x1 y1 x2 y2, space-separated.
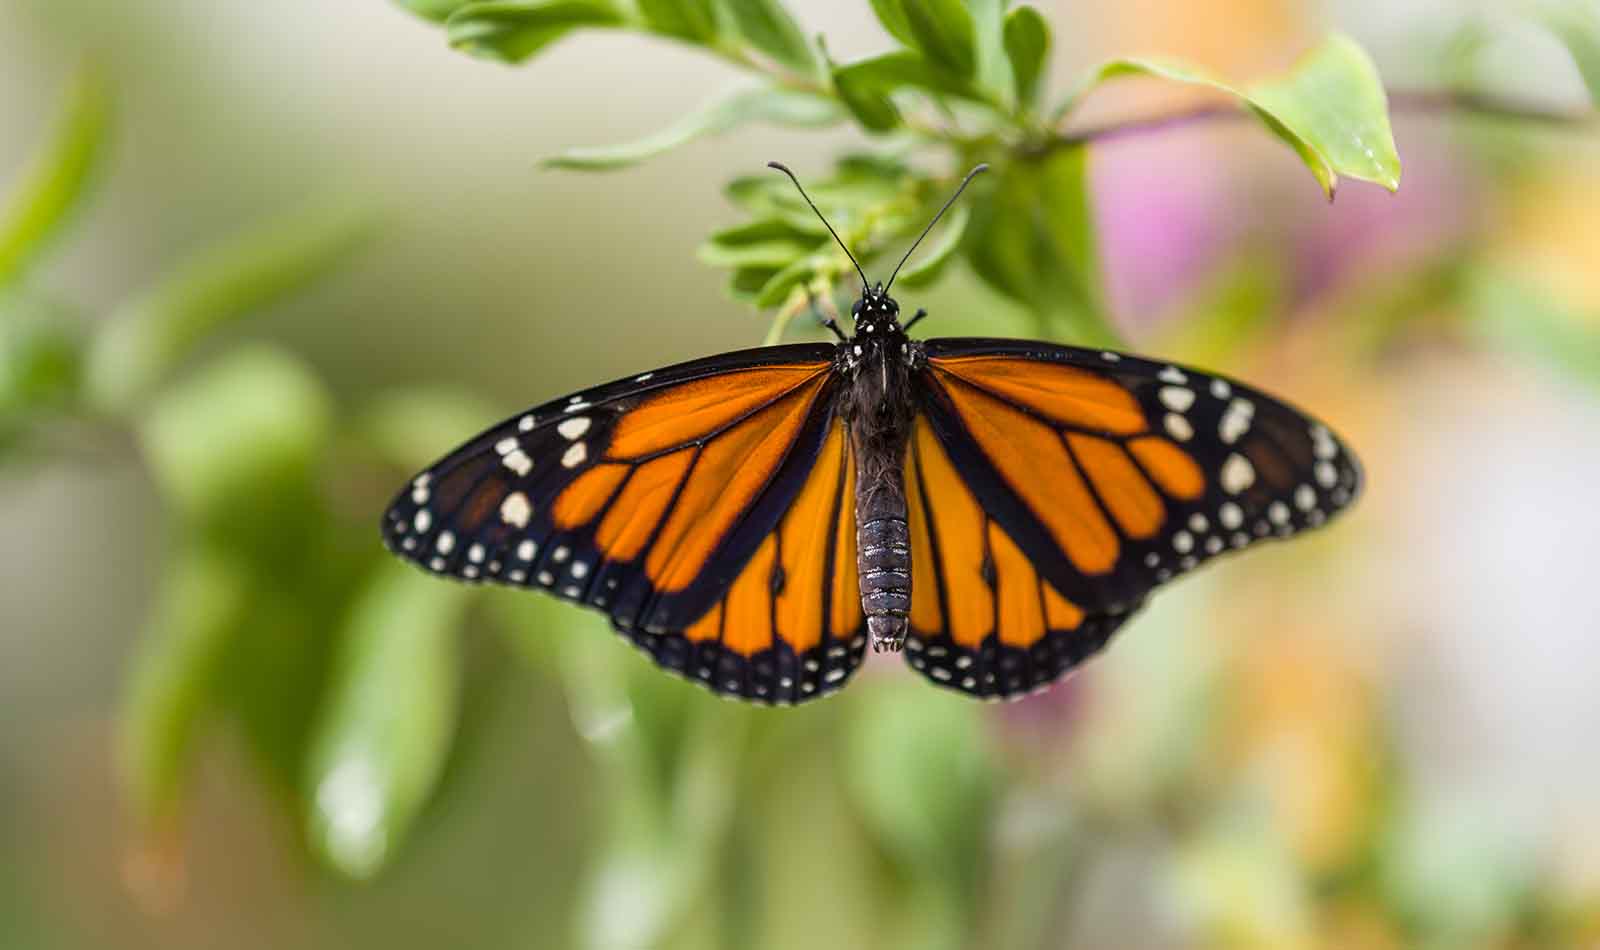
902 308 927 333
807 287 848 342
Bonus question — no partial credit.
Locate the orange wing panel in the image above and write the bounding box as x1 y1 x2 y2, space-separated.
829 435 861 640
904 442 944 634
595 449 694 561
1128 436 1206 501
647 384 822 592
607 365 828 459
722 535 777 657
1040 583 1085 631
912 417 993 648
551 463 630 529
775 422 847 655
929 355 1146 435
938 377 1119 575
684 601 723 643
1066 434 1164 540
988 523 1046 649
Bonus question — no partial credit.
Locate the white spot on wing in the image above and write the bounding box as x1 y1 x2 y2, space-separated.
435 531 454 554
518 415 535 432
1315 460 1338 488
1295 484 1317 511
1160 386 1196 412
1220 502 1243 530
500 492 532 528
503 449 533 476
413 509 432 533
517 540 536 561
1159 365 1187 384
1165 413 1194 441
1210 379 1231 399
562 443 587 468
1221 453 1255 494
558 417 591 440
494 437 519 456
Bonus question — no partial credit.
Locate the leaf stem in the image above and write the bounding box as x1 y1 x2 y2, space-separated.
1030 88 1597 156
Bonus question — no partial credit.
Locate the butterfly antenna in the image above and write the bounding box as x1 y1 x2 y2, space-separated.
767 161 870 292
885 163 989 293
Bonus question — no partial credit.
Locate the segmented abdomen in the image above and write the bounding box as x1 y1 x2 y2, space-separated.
855 480 911 651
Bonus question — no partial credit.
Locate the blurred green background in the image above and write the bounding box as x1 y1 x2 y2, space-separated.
3 1 1599 947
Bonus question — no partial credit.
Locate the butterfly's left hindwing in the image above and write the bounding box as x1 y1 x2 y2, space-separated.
901 338 1363 699
382 343 866 703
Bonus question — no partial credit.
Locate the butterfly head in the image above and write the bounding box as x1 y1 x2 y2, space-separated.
852 283 901 338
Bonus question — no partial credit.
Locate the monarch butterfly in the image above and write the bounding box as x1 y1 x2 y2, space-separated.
382 163 1362 704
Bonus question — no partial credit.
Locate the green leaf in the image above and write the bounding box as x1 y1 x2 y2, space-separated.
0 65 109 292
1002 5 1049 110
968 0 1014 106
728 264 780 301
833 63 904 132
699 218 821 268
0 305 81 416
754 253 824 307
139 345 333 527
445 0 625 63
637 0 721 43
868 0 915 47
545 85 841 170
892 203 969 288
1247 35 1401 195
834 49 975 102
118 547 253 826
901 0 977 77
965 149 1119 347
1061 34 1401 197
83 198 372 410
393 0 476 22
717 0 821 77
1539 1 1600 102
723 176 832 235
307 561 469 878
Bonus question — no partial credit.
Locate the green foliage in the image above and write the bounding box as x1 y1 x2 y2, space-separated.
447 1 627 62
398 2 1406 347
545 86 842 171
308 561 469 878
119 547 253 825
0 66 108 292
84 198 373 409
1002 6 1050 112
1064 34 1402 198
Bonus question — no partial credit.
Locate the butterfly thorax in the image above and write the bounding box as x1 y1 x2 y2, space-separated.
839 286 919 653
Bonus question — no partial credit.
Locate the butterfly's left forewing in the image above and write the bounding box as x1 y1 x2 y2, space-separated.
902 338 1363 699
382 344 866 703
